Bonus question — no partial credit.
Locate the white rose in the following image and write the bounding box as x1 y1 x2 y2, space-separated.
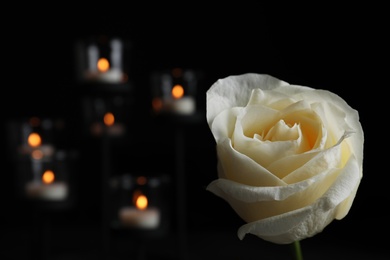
206 73 364 244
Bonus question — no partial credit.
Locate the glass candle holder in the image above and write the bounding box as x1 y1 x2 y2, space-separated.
81 94 130 137
23 151 70 201
74 35 132 85
150 68 200 115
7 117 58 161
110 173 172 238
6 117 78 206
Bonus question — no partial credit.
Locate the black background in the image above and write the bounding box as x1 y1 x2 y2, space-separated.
2 4 388 260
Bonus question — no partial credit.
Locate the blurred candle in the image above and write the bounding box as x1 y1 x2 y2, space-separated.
118 192 160 229
18 132 55 158
90 111 125 136
83 38 125 84
151 69 197 115
170 84 195 115
25 169 68 201
95 57 123 83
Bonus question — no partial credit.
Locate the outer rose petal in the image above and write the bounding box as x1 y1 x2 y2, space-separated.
207 139 350 222
207 74 290 128
236 155 360 244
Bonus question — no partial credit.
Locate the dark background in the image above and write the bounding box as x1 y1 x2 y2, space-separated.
2 5 388 260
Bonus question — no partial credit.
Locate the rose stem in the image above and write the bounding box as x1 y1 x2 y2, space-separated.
291 240 303 260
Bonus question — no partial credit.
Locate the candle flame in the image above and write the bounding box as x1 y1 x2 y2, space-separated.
28 132 41 147
104 112 115 126
97 58 110 73
172 84 184 99
136 194 148 210
42 170 55 184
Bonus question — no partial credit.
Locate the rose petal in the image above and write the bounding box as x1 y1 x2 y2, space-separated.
210 107 242 144
206 177 314 203
247 88 296 109
271 131 352 183
262 119 300 142
236 155 361 244
207 162 340 221
207 135 358 224
232 107 302 169
207 74 289 128
215 138 285 186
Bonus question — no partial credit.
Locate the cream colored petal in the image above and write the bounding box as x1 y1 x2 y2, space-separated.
263 120 300 141
334 182 359 220
206 74 289 128
215 138 285 186
267 151 320 180
311 102 350 148
210 107 242 143
237 104 280 139
247 88 295 109
233 109 301 169
276 131 351 183
271 84 317 97
238 205 335 244
207 165 340 222
206 177 315 203
290 88 363 170
233 101 324 169
236 155 361 244
233 136 300 171
281 111 323 152
269 84 363 167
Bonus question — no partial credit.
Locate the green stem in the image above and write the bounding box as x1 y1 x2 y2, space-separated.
291 240 303 260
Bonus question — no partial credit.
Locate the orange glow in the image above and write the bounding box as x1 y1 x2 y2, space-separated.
104 112 115 126
135 194 148 210
31 149 43 159
172 67 183 78
42 170 55 184
28 132 41 147
97 58 110 73
29 117 41 127
152 97 163 112
132 189 142 204
136 176 147 185
172 84 184 99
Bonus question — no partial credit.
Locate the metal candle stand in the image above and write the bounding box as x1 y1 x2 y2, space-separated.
91 81 204 259
154 111 205 260
97 123 174 259
97 111 204 260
